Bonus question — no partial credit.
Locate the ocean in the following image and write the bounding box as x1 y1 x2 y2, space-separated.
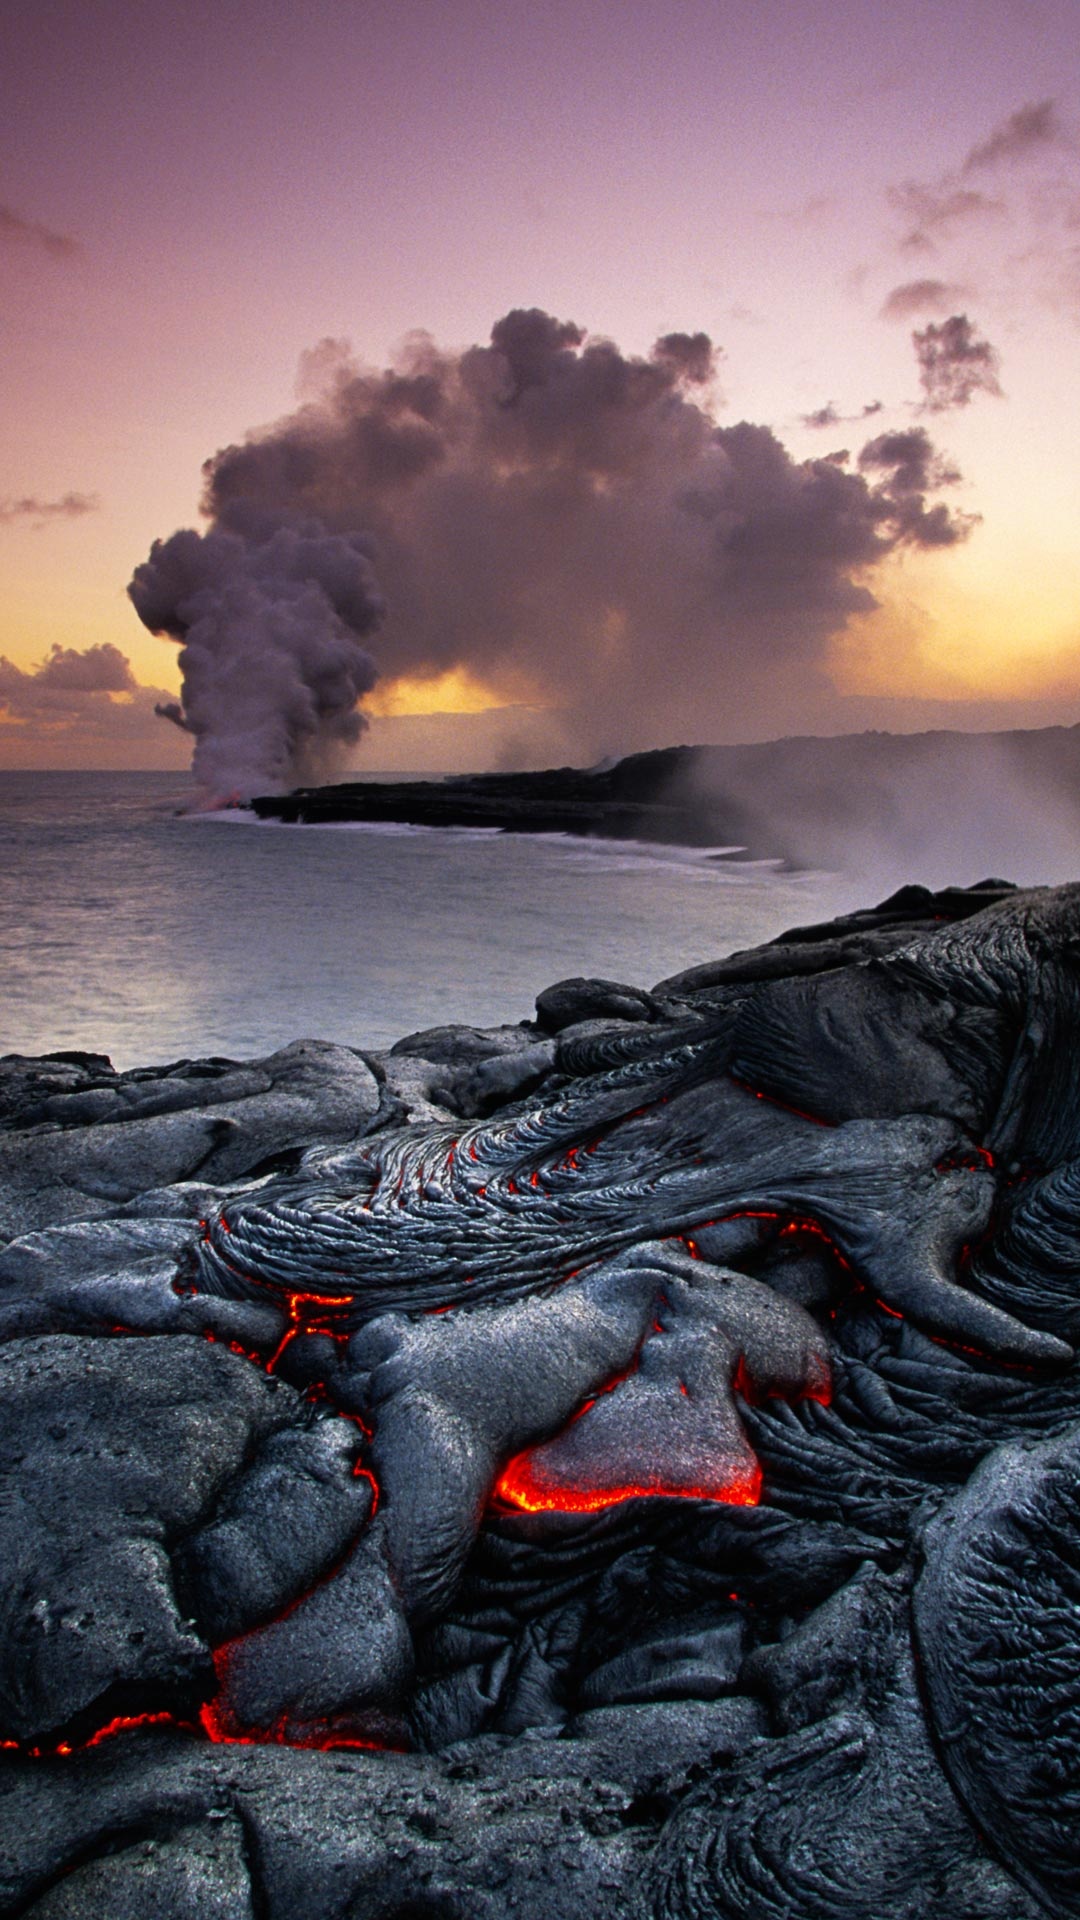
0 770 856 1070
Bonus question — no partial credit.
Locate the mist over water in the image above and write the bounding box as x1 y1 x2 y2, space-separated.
668 728 1080 892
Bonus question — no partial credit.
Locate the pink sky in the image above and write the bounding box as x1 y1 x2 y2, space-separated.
2 0 1079 771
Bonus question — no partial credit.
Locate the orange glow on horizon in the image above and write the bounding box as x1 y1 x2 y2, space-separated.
365 664 537 717
831 552 1080 707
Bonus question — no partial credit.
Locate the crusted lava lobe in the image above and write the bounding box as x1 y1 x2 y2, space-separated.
3 879 1080 1915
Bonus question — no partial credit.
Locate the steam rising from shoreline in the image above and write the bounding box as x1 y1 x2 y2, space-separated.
130 307 976 795
129 512 382 800
670 728 1080 892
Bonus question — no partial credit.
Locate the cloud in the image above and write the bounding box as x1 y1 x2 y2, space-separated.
0 644 136 711
888 182 1003 252
0 645 190 769
133 309 979 770
34 643 135 693
801 404 840 430
294 336 354 403
650 330 721 387
801 400 883 430
858 428 974 546
762 194 834 225
0 204 79 260
913 314 1004 411
962 99 1064 173
0 493 99 527
880 278 970 321
886 101 1075 264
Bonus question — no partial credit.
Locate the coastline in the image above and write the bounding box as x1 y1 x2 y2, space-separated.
248 725 1080 874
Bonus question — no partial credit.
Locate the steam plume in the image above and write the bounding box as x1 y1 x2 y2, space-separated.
131 309 975 782
128 512 382 799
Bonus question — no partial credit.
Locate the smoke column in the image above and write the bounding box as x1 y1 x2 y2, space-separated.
131 308 975 788
128 509 383 800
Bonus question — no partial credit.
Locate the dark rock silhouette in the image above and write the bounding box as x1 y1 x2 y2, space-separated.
249 727 1080 874
2 877 1080 1915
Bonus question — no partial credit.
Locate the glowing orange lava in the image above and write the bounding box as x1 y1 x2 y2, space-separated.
494 1454 763 1514
199 1681 389 1752
264 1288 355 1374
84 1712 178 1748
1 1711 185 1760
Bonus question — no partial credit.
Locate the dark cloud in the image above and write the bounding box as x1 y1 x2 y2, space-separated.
0 204 79 260
0 492 99 526
858 428 974 546
486 308 585 403
858 428 960 492
913 315 1004 412
0 645 136 713
650 331 720 386
35 643 135 692
128 518 383 798
133 309 977 774
963 99 1064 173
801 400 884 430
801 404 840 430
0 645 184 765
888 182 1002 252
880 278 970 321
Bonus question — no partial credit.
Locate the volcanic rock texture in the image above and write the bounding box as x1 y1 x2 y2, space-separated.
3 879 1080 1916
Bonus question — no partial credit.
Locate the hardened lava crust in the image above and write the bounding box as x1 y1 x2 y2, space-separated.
2 878 1080 1917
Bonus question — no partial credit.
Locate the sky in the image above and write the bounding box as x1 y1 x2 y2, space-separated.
2 0 1079 778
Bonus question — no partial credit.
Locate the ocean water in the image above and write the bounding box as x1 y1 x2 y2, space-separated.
0 771 854 1070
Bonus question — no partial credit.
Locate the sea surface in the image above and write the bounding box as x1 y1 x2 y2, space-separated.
0 771 856 1070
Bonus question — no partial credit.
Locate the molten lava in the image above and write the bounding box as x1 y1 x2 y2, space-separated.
494 1454 762 1514
265 1289 356 1374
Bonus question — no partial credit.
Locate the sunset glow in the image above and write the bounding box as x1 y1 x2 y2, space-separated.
366 665 519 718
1 0 1078 772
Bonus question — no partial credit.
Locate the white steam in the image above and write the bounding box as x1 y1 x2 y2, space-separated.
675 729 1080 894
128 512 383 801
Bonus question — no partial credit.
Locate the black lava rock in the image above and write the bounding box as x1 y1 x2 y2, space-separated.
3 880 1080 1916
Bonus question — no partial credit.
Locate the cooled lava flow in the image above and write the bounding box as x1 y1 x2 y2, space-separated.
342 1239 833 1625
493 1249 831 1515
10 883 1080 1920
193 1050 1062 1367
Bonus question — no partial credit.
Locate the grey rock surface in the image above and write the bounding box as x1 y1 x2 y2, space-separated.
0 1040 379 1237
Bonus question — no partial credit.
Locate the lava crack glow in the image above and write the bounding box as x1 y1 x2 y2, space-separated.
265 1288 356 1374
196 1697 386 1752
494 1455 763 1514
